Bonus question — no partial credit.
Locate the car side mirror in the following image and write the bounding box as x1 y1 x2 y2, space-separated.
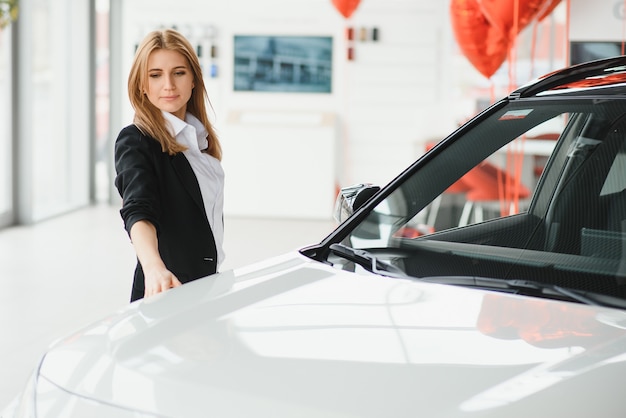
333 183 381 223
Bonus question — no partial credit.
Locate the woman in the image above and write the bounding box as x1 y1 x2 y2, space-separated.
115 29 224 302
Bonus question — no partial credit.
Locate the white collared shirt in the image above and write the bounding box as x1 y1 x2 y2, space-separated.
163 111 225 269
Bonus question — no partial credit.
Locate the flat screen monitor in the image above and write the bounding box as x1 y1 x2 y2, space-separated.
233 35 333 93
570 41 625 65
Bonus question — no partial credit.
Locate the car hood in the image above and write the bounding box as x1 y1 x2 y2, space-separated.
38 252 626 417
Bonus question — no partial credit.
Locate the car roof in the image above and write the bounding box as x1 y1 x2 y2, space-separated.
510 55 626 99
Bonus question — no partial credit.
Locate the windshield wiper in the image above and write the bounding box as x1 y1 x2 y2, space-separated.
420 276 626 309
329 243 407 278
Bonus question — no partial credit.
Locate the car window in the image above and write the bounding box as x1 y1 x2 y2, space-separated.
331 98 626 301
417 115 564 232
601 143 626 196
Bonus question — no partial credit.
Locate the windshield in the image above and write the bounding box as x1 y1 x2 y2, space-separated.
328 97 626 303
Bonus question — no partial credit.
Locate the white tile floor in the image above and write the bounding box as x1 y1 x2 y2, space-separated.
0 204 336 407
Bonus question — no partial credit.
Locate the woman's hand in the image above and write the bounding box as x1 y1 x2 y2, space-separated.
130 220 182 299
142 263 182 298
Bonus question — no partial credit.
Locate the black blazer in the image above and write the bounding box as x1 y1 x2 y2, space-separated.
114 124 218 302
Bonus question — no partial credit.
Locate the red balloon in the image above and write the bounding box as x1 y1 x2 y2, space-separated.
331 0 361 19
477 0 552 37
450 0 511 79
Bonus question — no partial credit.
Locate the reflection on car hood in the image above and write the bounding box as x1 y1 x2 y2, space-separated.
39 252 626 417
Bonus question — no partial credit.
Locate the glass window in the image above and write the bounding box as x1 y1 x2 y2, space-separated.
0 27 12 226
19 0 91 222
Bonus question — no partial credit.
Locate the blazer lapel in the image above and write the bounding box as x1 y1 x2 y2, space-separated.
171 153 205 212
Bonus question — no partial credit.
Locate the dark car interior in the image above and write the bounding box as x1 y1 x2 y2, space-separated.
400 110 626 298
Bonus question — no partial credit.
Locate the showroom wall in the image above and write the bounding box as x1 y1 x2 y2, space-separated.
570 0 626 41
112 0 464 219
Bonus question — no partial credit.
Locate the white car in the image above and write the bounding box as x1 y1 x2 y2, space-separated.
5 56 626 417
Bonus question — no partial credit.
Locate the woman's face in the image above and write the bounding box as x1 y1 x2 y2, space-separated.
145 49 194 120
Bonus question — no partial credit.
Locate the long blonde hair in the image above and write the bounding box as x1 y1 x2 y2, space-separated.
128 29 222 160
